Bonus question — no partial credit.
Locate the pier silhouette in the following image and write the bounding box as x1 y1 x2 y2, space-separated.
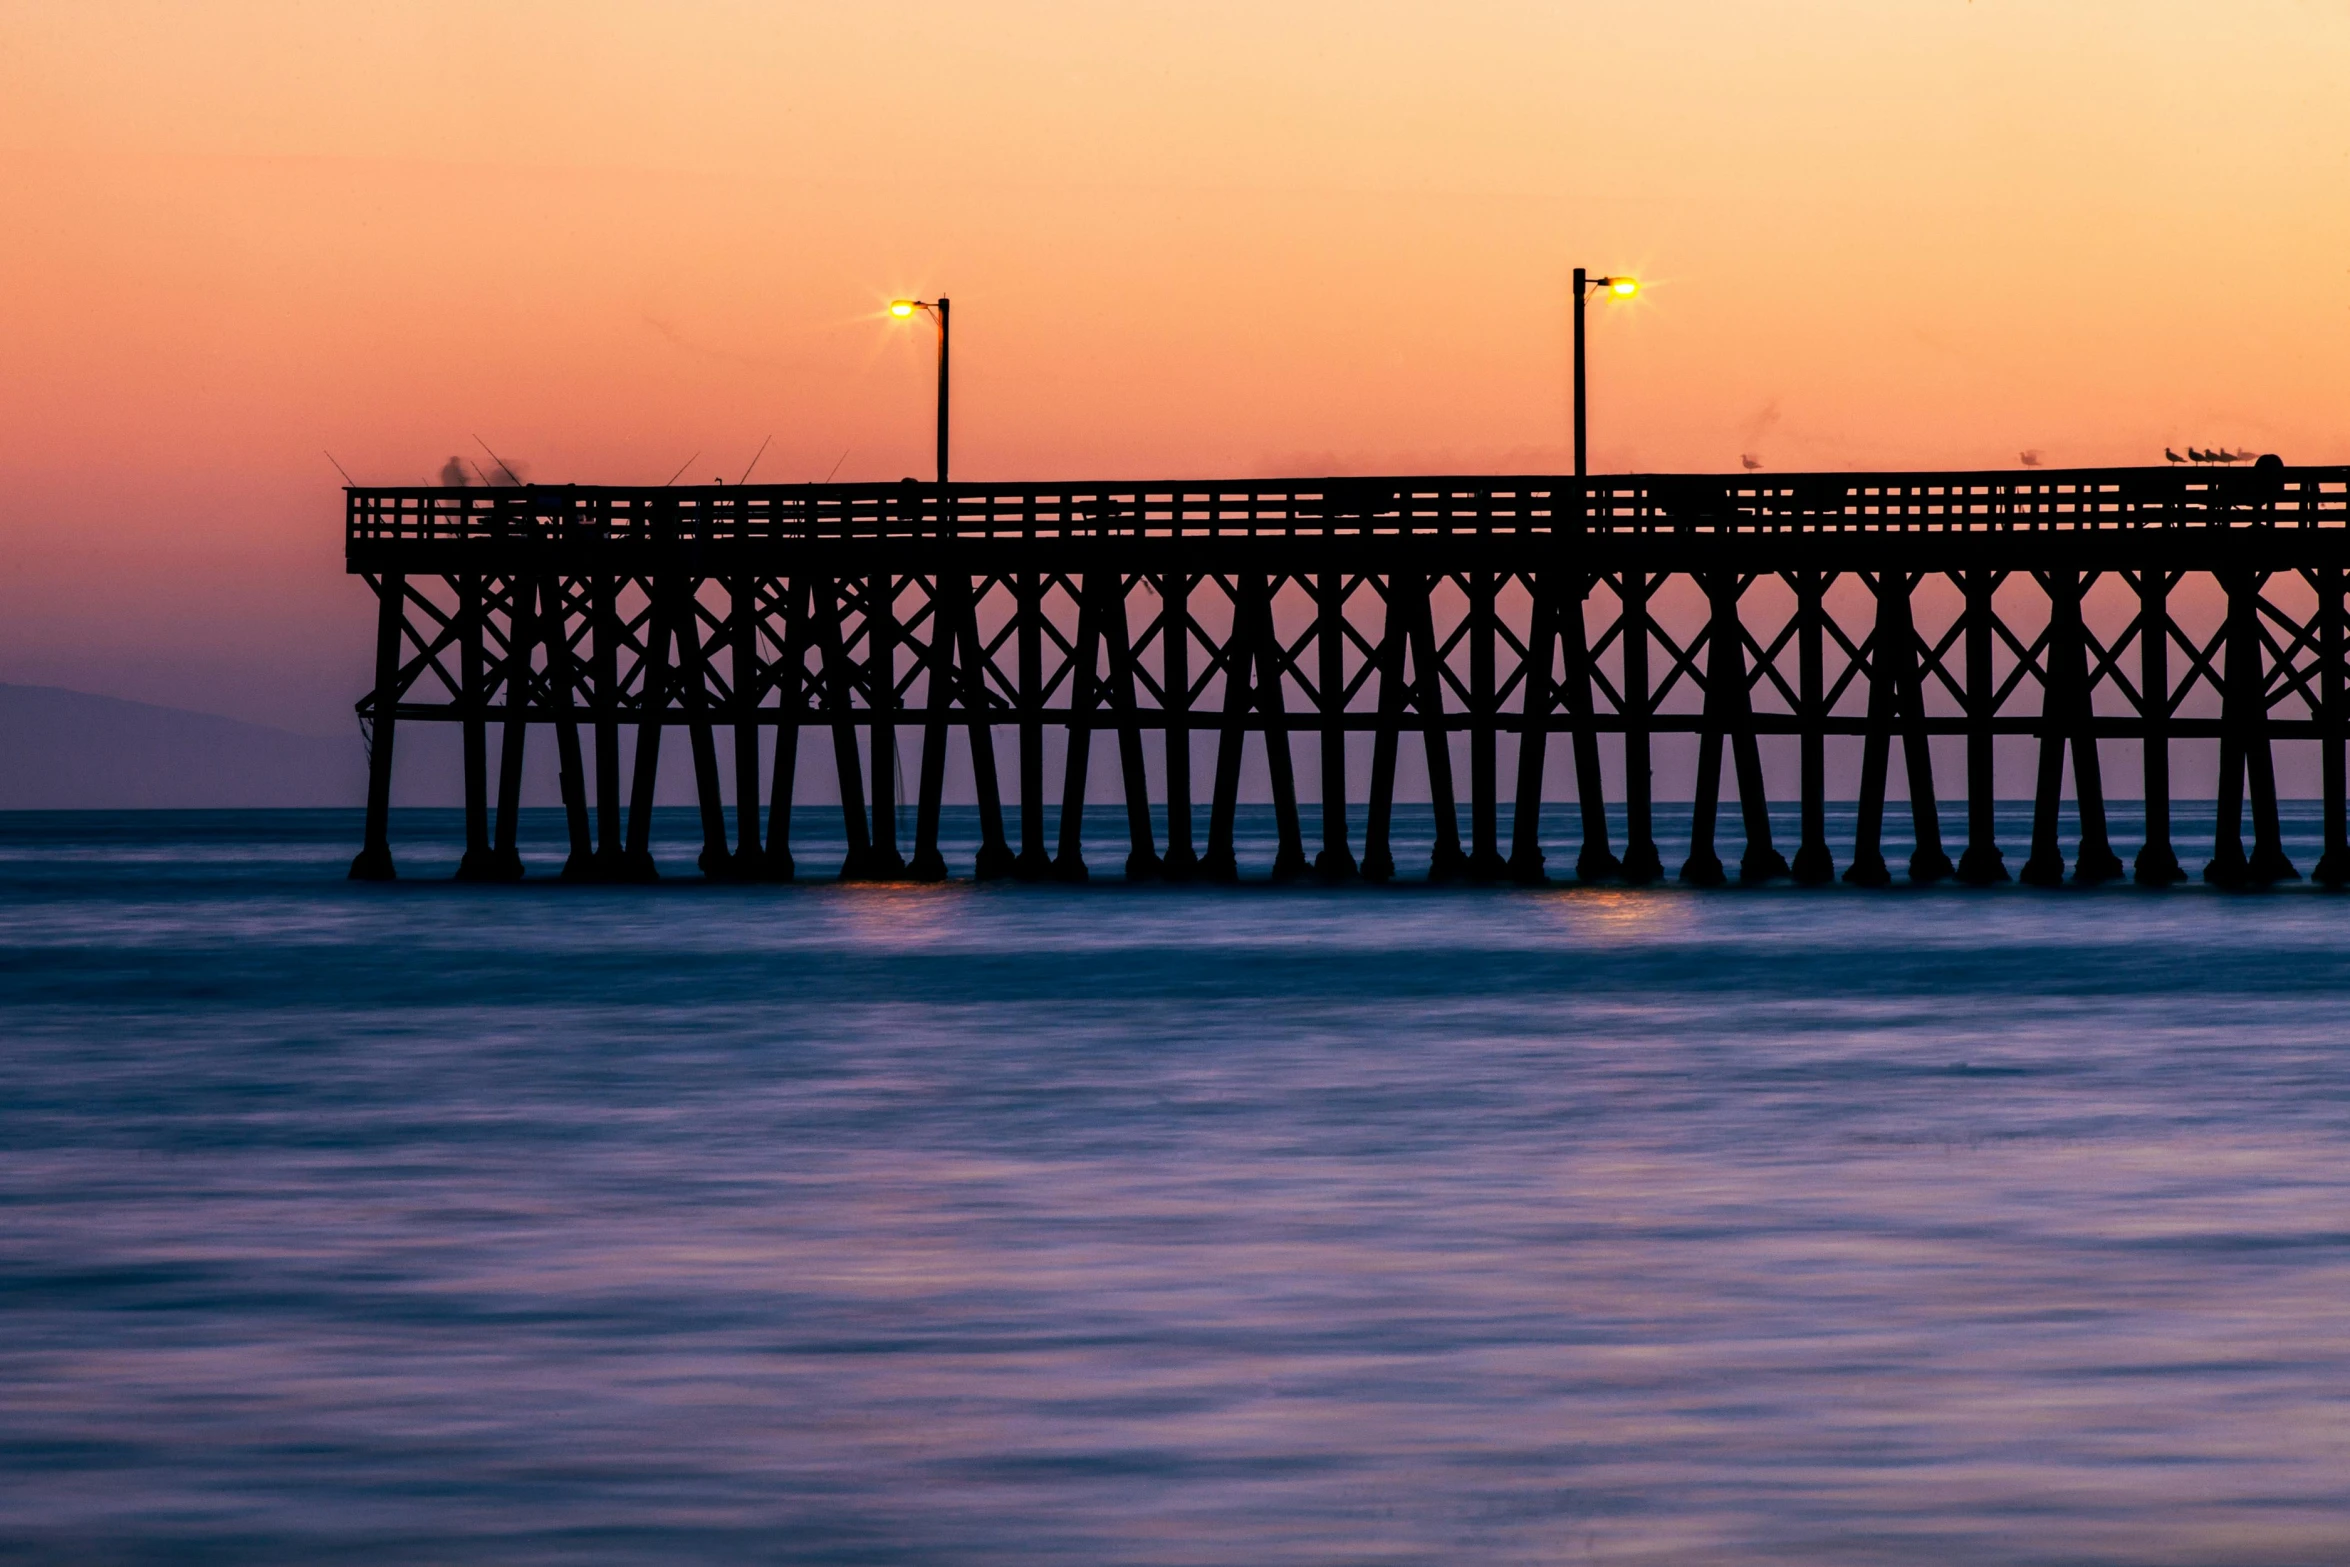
346 460 2350 889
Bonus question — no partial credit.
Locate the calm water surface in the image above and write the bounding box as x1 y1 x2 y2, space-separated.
3 806 2349 1565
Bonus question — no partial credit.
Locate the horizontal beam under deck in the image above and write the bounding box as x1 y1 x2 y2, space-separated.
366 705 2350 742
344 467 2350 892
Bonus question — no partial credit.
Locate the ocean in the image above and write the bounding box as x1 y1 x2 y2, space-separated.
3 804 2348 1564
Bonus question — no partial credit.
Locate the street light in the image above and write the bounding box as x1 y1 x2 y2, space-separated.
1573 269 1637 478
888 297 951 484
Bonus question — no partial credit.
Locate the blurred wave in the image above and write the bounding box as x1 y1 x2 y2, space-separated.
2 808 2348 1563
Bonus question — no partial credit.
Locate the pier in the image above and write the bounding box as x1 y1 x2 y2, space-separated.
346 461 2350 888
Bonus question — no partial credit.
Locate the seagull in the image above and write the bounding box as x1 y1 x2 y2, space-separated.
2189 447 2211 463
1741 453 1764 471
2019 449 2043 468
2165 448 2186 464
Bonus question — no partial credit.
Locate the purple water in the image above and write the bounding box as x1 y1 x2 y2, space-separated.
3 806 2349 1564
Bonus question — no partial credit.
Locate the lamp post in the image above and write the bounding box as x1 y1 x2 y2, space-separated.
1573 267 1648 884
1572 269 1638 478
888 297 951 484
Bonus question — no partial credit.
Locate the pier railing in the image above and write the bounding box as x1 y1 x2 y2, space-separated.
348 465 2350 547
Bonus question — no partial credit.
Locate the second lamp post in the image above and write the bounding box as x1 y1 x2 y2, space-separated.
888 297 951 484
1572 268 1637 479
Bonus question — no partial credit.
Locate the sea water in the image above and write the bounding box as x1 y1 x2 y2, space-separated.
3 805 2348 1564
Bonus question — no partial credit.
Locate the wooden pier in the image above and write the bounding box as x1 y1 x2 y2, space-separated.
345 461 2350 888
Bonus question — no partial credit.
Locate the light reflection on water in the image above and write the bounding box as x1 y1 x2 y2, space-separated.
2 807 2349 1564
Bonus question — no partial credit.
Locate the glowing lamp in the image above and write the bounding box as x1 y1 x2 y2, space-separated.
1607 277 1639 298
889 299 918 318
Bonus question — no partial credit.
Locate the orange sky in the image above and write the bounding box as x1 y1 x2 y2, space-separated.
2 0 2346 728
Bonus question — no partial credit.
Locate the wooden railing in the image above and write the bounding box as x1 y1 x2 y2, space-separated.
347 465 2350 549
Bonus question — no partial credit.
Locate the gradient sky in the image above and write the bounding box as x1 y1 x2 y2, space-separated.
2 0 2347 728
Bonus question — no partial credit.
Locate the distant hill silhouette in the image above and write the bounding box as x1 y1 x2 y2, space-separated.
0 684 364 808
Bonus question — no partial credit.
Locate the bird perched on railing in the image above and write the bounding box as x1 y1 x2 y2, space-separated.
2189 447 2212 463
2020 450 2043 467
2165 448 2186 465
1740 453 1764 471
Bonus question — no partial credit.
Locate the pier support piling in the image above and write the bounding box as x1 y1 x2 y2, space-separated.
349 571 406 882
1618 570 1663 883
1956 570 2009 884
544 577 593 878
1409 576 1468 881
1160 572 1199 881
1790 570 1834 884
1562 575 1619 881
2132 570 2184 884
2319 564 2350 887
1014 571 1051 881
1316 565 1359 882
1507 579 1556 885
488 575 534 881
729 576 765 875
454 574 497 882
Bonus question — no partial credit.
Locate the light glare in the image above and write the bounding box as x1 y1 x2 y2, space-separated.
889 299 917 318
1609 277 1639 298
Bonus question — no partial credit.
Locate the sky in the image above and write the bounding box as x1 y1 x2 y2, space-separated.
1 0 2347 731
